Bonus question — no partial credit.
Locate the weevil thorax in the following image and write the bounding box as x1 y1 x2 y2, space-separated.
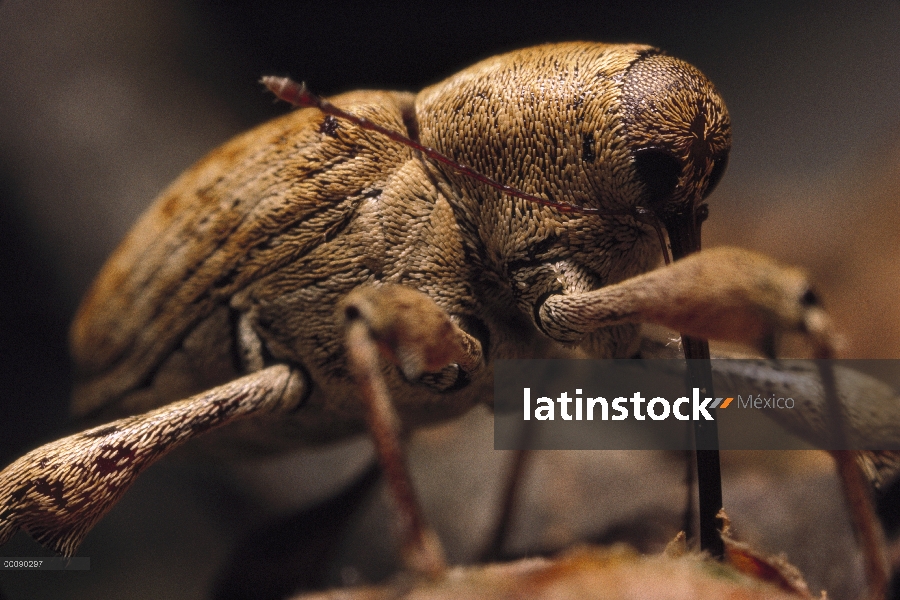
415 42 731 306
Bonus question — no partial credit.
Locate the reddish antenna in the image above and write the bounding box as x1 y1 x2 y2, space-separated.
262 76 670 264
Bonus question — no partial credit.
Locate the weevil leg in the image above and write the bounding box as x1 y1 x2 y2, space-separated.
0 364 305 556
641 334 894 592
819 361 891 598
339 285 463 578
480 447 532 562
537 247 831 558
537 247 837 356
340 285 484 381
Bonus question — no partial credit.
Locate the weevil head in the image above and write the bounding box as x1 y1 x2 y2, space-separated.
620 52 731 258
416 43 730 263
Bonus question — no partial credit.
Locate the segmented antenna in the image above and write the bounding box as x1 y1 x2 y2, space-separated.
261 76 670 264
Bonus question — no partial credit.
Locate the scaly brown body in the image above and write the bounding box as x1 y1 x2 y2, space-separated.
70 43 729 445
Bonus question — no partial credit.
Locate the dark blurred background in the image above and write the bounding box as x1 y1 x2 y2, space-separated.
1 1 899 599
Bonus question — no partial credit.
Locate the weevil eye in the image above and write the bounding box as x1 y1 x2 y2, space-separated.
800 288 821 307
633 148 682 206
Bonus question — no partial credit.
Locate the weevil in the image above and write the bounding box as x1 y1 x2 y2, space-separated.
0 41 851 560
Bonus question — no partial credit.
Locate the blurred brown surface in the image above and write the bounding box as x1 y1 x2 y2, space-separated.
1 2 899 599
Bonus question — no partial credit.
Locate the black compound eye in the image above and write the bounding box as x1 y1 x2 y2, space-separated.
703 155 729 199
800 288 820 307
633 148 682 205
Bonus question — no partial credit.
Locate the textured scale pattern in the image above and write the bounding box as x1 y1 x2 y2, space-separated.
0 365 303 555
68 43 734 445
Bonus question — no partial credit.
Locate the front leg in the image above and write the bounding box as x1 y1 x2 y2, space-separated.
337 284 489 578
538 247 838 357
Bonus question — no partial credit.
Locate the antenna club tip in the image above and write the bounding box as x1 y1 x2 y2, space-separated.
261 76 314 108
260 75 288 94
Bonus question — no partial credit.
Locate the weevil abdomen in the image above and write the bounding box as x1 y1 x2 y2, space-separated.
70 90 420 418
